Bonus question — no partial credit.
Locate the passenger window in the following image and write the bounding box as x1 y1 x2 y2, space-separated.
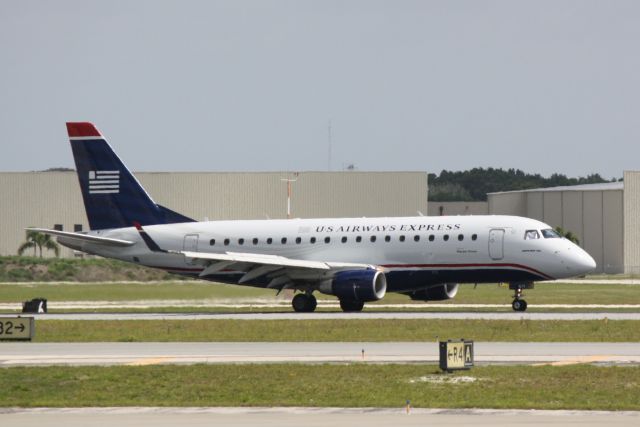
414 235 420 242
541 229 561 238
370 236 377 242
253 238 258 245
443 234 449 241
295 237 301 244
428 235 435 242
224 238 230 246
281 237 287 244
399 235 405 242
458 234 464 241
385 235 391 242
355 236 362 243
525 230 540 240
325 236 331 243
471 234 477 241
209 239 215 246
341 236 347 243
267 238 273 244
238 238 244 245
310 237 316 244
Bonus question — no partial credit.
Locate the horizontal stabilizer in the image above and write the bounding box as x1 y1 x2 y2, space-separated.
26 228 135 247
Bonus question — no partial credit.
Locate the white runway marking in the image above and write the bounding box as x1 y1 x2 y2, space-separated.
1 300 640 310
5 311 639 320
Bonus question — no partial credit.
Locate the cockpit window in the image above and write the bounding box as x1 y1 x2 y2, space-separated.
541 228 561 238
524 230 540 240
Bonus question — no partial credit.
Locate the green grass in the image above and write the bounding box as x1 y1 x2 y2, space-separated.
1 364 638 410
0 256 176 282
30 319 640 342
0 281 272 302
1 282 639 306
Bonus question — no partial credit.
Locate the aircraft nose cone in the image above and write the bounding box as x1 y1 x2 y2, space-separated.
583 253 597 272
573 247 597 274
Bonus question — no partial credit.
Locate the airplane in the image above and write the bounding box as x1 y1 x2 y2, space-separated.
29 122 597 313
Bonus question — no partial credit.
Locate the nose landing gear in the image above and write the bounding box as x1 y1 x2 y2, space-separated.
509 282 533 312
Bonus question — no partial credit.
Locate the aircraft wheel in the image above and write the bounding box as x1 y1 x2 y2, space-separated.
306 294 317 312
292 293 317 313
512 299 528 312
339 300 365 312
292 294 308 312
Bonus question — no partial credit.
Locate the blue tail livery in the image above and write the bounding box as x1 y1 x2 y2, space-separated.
67 122 194 230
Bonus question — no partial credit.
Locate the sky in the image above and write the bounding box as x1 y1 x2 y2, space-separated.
1 0 638 178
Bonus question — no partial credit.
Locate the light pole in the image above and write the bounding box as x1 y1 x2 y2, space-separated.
280 176 298 219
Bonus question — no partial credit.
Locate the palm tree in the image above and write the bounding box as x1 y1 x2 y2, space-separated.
17 229 60 258
554 226 580 245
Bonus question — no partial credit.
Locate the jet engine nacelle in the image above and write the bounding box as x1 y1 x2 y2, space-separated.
408 283 459 301
319 270 387 302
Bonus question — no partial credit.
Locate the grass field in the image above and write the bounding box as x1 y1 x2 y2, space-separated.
1 281 639 306
29 318 640 342
1 364 638 410
0 256 174 282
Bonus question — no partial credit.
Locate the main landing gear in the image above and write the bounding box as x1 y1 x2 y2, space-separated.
292 293 317 313
291 292 367 313
510 282 534 312
339 300 365 312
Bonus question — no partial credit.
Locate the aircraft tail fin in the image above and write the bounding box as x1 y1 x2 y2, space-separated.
67 122 194 230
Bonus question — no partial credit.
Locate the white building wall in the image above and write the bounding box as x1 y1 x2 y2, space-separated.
542 192 563 227
561 191 583 244
526 192 544 220
488 192 526 216
624 171 640 274
427 201 489 216
603 190 624 273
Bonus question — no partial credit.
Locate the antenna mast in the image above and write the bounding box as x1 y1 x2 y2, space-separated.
327 120 332 171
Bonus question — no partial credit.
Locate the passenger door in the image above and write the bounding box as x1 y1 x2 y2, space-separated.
488 229 504 260
183 234 199 251
183 234 199 264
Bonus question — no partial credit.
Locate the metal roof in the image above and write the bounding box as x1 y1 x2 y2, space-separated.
488 181 623 195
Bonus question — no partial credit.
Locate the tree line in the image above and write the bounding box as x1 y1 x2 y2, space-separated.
428 168 618 202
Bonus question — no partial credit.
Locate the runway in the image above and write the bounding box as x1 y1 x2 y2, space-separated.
2 300 640 310
1 342 639 366
8 311 640 320
1 407 639 427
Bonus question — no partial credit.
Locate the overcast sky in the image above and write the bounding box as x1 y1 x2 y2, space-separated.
1 1 638 178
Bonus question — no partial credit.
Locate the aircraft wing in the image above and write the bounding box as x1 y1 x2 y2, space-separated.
134 224 376 288
178 250 375 287
26 228 136 247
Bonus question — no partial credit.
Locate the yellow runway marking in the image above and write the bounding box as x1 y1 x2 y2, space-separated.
533 355 612 366
127 357 175 366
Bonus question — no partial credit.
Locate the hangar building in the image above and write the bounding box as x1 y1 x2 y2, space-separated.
0 171 428 258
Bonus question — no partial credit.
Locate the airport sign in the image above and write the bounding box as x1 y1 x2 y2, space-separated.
439 339 474 371
0 316 35 341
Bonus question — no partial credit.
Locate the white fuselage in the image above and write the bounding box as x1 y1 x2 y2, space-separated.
65 215 596 293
